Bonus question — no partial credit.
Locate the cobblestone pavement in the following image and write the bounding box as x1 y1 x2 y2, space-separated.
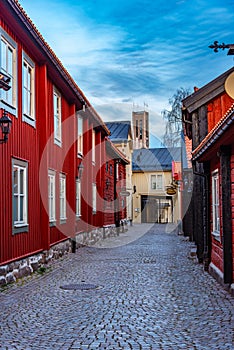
0 224 233 350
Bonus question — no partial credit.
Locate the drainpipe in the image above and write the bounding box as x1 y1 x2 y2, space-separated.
114 159 120 236
192 161 210 270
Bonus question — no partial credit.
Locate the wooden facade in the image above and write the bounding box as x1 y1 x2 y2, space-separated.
0 0 127 267
182 69 234 292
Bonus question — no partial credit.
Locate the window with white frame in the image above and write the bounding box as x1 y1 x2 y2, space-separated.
76 179 81 217
92 129 96 163
212 170 220 239
12 159 28 231
92 183 97 213
22 52 35 125
151 174 163 190
0 30 17 112
53 87 61 145
59 174 66 221
48 170 56 223
77 115 83 155
116 162 119 180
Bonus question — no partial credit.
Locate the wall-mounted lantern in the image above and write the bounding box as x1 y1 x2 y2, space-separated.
78 162 84 180
0 109 12 144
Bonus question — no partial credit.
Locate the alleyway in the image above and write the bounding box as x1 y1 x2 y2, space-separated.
0 224 233 350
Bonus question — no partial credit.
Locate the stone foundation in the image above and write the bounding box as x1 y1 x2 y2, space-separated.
209 262 233 296
0 221 128 287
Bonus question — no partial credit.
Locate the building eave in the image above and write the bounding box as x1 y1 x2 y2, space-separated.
182 67 234 113
4 0 109 136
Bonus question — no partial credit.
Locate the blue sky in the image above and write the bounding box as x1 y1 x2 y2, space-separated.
19 0 234 145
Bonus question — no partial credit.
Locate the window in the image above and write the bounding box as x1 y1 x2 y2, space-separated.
116 163 119 180
59 174 66 221
76 179 81 217
212 170 220 240
22 53 35 125
92 129 96 163
53 87 61 145
151 174 163 190
12 159 28 233
77 116 83 155
92 183 97 213
136 120 138 138
0 30 17 113
106 162 108 172
139 119 143 139
48 170 56 223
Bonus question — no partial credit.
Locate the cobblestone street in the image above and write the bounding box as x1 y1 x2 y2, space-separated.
0 224 233 350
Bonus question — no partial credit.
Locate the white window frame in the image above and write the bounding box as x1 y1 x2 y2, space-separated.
92 183 97 213
12 158 28 233
151 174 163 190
92 129 96 164
77 115 83 156
116 162 119 180
0 29 17 115
48 170 56 223
76 179 81 217
212 170 220 241
53 87 62 145
22 52 35 126
59 173 66 222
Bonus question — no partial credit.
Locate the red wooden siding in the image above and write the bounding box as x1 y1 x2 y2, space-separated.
207 93 233 132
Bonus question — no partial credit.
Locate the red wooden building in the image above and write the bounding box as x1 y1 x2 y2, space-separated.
0 0 127 283
182 68 234 294
104 139 129 232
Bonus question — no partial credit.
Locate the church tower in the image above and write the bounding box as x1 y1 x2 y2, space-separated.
132 110 149 149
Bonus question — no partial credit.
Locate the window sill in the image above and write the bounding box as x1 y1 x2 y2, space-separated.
54 139 62 147
13 223 29 234
0 100 17 116
49 221 56 227
212 231 221 242
60 219 67 224
23 113 36 128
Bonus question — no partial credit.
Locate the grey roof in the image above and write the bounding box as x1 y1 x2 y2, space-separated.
132 148 181 172
105 121 132 142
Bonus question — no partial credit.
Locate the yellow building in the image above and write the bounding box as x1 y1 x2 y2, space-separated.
132 148 181 224
105 121 133 222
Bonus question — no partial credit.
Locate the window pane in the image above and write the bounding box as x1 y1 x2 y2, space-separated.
13 195 18 222
20 196 24 221
1 40 7 70
20 169 24 194
13 167 18 193
8 47 13 75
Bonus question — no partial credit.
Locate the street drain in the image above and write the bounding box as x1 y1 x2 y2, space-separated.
142 257 157 264
60 283 102 291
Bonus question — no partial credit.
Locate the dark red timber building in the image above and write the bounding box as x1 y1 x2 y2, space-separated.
0 0 127 284
182 67 234 295
104 138 129 235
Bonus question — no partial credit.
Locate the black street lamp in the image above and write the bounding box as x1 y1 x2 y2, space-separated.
0 109 12 143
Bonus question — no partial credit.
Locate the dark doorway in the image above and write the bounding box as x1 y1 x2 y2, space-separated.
141 195 172 223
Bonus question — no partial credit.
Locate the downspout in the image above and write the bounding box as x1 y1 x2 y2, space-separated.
192 161 210 270
114 159 120 236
